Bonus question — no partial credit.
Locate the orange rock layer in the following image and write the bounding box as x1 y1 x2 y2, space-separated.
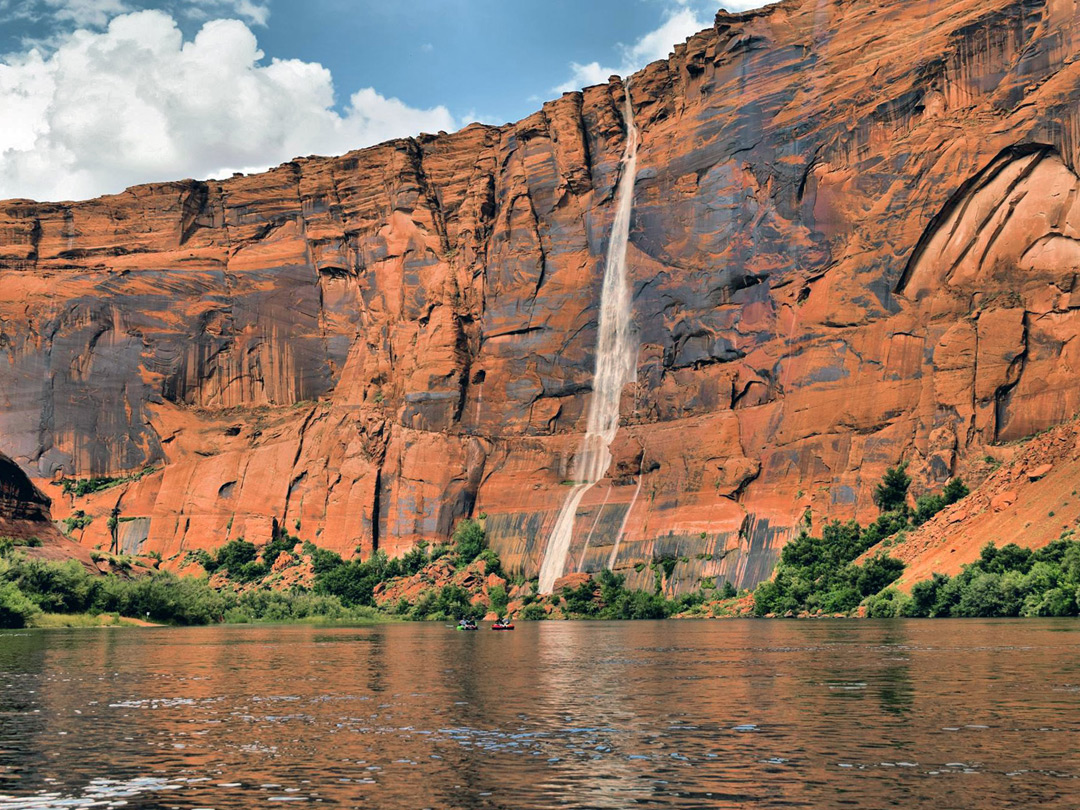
3 0 1080 591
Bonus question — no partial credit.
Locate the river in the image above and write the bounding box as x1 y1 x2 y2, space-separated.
1 620 1077 808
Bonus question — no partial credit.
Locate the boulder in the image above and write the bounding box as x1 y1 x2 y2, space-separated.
991 491 1018 512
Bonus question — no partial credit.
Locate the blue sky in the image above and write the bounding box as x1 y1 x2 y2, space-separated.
0 0 759 201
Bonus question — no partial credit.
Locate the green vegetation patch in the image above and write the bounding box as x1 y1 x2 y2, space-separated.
0 550 382 629
312 519 499 621
900 538 1080 618
62 511 92 535
0 536 42 554
558 569 704 620
752 518 905 616
61 467 158 498
753 462 969 616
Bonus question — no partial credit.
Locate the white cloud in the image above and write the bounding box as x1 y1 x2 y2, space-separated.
719 1 770 11
0 9 457 201
625 7 708 66
183 0 270 27
555 1 766 93
0 0 273 29
45 0 132 27
556 61 615 94
555 7 710 93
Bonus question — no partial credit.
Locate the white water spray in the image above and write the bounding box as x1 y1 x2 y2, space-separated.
538 84 639 594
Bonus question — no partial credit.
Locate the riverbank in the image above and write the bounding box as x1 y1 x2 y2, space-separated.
30 612 162 628
22 612 403 630
6 462 1080 628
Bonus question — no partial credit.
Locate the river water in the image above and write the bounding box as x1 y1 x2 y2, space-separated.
0 620 1077 809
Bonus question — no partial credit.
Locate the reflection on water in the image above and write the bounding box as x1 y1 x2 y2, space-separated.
0 620 1078 809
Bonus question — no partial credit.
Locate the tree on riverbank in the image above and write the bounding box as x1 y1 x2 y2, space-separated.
752 463 970 616
898 536 1080 617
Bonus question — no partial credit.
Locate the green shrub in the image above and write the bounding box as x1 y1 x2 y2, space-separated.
1020 586 1076 617
62 476 122 497
313 550 407 608
953 572 1022 617
903 540 1080 618
62 511 92 535
873 462 911 513
941 477 969 503
315 559 381 607
554 569 691 620
0 536 42 551
0 581 40 628
214 539 257 575
561 579 600 616
751 463 974 616
488 584 508 615
519 603 547 621
856 554 905 596
102 573 231 625
752 521 905 616
913 493 945 526
303 541 345 576
452 519 486 565
61 467 157 497
654 555 678 580
400 541 430 576
476 548 502 576
0 554 392 626
227 590 363 623
410 584 481 621
860 510 910 547
913 478 969 526
260 533 297 565
907 573 949 617
11 559 99 613
607 588 671 619
862 587 910 618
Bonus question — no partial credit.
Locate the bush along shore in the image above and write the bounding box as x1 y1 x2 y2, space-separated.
4 463 1079 629
0 519 712 629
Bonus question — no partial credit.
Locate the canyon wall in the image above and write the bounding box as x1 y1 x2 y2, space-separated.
2 0 1080 591
0 451 95 567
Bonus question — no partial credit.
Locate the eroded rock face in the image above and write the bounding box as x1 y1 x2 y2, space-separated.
0 451 94 566
3 0 1080 590
0 452 52 526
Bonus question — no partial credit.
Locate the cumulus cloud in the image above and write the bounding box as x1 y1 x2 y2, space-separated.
555 7 710 93
0 0 272 29
0 9 457 201
46 0 133 27
555 0 765 93
183 0 270 27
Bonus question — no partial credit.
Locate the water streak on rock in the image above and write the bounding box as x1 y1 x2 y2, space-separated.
538 85 639 594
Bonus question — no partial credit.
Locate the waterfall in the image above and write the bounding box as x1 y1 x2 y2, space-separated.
538 84 639 594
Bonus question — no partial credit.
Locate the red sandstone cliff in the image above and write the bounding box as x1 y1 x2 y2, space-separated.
3 0 1080 591
0 452 95 567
